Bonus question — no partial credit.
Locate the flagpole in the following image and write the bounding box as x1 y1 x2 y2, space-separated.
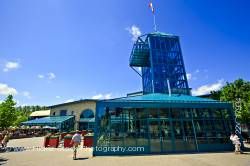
149 1 157 32
153 14 157 32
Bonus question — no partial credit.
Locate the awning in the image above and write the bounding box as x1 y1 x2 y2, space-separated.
21 116 74 126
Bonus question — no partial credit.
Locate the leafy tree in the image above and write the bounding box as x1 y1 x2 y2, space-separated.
0 95 17 129
210 90 221 100
13 111 29 126
211 79 250 124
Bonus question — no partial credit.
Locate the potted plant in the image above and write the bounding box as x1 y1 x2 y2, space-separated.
64 134 73 148
48 135 59 148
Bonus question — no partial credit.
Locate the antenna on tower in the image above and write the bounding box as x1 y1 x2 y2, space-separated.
149 1 157 32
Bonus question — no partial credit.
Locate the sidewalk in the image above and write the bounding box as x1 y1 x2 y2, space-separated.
1 137 250 166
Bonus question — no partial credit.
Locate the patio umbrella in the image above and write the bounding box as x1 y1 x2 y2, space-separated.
50 127 58 130
43 126 52 129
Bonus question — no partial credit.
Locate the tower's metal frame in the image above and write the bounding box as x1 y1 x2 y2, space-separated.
130 32 190 95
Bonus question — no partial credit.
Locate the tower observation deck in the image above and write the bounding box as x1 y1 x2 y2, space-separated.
130 32 190 95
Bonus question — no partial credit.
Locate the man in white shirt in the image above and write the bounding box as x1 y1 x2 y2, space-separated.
71 130 82 160
230 132 242 154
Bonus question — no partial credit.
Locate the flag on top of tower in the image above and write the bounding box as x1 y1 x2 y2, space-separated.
149 1 155 14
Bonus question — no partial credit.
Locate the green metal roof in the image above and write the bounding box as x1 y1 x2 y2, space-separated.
106 93 227 103
148 31 176 37
22 116 74 125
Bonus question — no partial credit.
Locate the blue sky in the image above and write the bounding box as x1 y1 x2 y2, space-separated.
0 0 249 106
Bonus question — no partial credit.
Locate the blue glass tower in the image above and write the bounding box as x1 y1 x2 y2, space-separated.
130 32 190 95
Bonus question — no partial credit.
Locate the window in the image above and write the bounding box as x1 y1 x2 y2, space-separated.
171 108 182 119
80 109 94 118
60 110 67 116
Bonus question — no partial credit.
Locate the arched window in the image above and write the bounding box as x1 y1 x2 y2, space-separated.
80 109 94 118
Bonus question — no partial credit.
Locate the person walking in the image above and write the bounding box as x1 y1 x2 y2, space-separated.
71 130 82 160
230 132 242 154
1 132 10 149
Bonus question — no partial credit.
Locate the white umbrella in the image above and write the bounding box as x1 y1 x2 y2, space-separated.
43 126 52 129
50 127 58 130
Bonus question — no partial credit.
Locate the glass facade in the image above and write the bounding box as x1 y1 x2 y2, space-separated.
130 33 190 95
93 32 235 156
94 100 234 155
79 109 95 130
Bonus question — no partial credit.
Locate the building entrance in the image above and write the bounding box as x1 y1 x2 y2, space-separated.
149 118 197 153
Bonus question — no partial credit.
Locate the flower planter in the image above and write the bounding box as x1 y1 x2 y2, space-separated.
83 133 94 148
48 136 59 148
44 137 50 147
64 135 73 148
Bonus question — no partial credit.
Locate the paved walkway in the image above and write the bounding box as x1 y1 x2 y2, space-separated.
1 137 250 166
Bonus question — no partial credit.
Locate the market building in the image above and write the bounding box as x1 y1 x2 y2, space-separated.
22 32 236 155
93 32 235 155
22 100 97 131
49 99 97 130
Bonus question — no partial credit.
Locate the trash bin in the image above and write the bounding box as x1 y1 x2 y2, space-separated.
83 133 94 148
64 134 73 148
48 136 59 148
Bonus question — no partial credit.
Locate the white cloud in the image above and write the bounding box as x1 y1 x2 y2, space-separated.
104 94 112 99
186 73 192 80
3 61 20 72
56 96 61 99
92 93 112 100
38 72 56 80
38 74 44 79
48 72 56 80
0 83 18 96
23 91 31 99
92 94 102 99
192 79 224 96
126 25 142 41
65 99 74 103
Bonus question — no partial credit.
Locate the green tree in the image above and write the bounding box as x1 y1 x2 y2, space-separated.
210 90 221 100
13 111 29 126
219 79 250 124
0 95 17 129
